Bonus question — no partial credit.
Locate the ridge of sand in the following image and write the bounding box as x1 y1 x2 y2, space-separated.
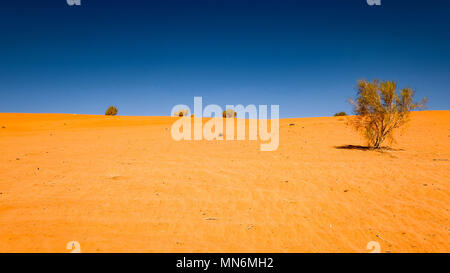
0 111 448 252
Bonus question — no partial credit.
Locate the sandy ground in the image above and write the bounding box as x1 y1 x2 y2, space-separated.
0 111 448 253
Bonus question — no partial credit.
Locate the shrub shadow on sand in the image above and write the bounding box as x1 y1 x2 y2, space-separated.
334 145 404 152
335 145 372 151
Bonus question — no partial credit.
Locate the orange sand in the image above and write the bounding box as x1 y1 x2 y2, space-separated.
0 111 448 253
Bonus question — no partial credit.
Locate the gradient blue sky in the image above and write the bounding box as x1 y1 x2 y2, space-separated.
1 0 449 117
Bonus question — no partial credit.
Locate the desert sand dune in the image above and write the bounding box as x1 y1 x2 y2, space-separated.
0 111 448 252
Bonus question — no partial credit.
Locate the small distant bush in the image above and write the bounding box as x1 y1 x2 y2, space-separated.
174 109 189 117
349 79 426 148
334 112 347 116
105 106 118 116
223 109 237 118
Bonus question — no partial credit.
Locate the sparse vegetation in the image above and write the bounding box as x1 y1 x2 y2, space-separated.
349 79 426 149
223 109 237 118
174 109 189 117
334 112 347 116
105 106 118 116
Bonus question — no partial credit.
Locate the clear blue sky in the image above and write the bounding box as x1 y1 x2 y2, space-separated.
1 0 449 117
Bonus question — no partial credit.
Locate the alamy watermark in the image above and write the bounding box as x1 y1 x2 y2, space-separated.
66 0 81 6
66 241 81 253
366 0 381 6
170 97 279 151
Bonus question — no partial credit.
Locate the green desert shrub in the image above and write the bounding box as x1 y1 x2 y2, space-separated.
105 106 118 116
349 79 426 148
334 112 347 116
174 109 189 117
222 109 237 118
